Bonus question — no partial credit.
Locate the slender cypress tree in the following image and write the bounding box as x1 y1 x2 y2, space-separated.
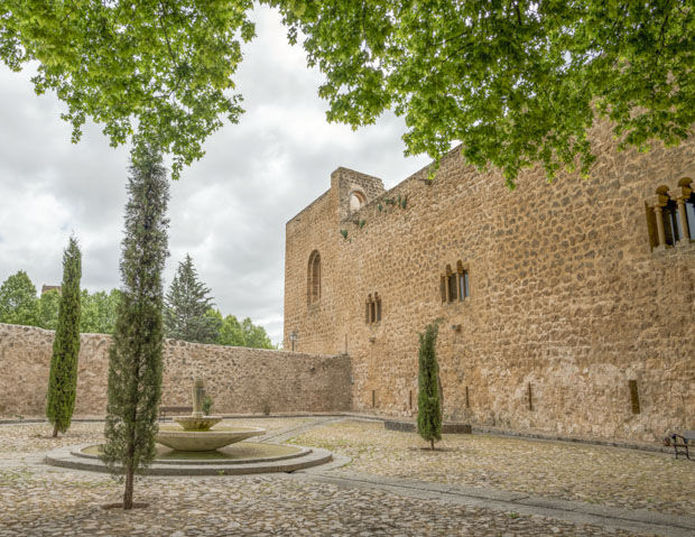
102 144 169 510
417 322 442 450
164 254 220 343
46 237 82 437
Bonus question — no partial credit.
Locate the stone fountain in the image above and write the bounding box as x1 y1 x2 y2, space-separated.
156 378 265 452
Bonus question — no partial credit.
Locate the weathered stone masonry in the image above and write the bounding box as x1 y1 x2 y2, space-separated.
0 323 352 417
284 122 695 443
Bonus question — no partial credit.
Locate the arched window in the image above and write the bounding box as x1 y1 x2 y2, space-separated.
307 250 321 305
349 190 367 213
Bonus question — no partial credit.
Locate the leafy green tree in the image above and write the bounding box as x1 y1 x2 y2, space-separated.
5 2 691 185
211 310 273 349
417 322 442 450
46 237 82 438
275 1 695 185
103 144 169 510
164 255 220 344
0 270 39 326
0 1 254 179
80 289 121 334
37 289 61 330
240 317 274 349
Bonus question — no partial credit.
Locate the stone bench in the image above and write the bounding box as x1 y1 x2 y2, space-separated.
665 430 695 460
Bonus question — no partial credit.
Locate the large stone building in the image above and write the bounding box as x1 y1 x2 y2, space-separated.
283 123 695 443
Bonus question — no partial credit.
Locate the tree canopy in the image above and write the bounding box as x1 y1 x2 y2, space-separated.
0 0 255 179
0 270 39 326
2 2 692 184
275 0 695 185
209 309 274 349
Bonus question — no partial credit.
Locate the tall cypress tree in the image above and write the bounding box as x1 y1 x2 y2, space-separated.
46 237 82 437
417 322 442 450
164 254 220 343
102 144 169 510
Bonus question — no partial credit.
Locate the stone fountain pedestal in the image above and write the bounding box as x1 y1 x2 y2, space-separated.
155 378 265 452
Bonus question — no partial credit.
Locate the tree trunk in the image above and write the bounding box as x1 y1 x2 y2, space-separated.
430 438 435 450
52 423 58 438
123 462 134 510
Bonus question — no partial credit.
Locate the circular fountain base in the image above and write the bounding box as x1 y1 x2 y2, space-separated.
156 425 265 451
45 442 336 475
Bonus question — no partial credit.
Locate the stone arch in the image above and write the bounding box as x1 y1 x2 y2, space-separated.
307 250 321 305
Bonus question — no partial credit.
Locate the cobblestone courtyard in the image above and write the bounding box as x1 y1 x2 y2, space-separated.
1 418 693 536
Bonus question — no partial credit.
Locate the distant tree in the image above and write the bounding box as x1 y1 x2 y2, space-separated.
103 144 169 510
417 322 442 450
240 317 274 349
211 310 274 349
80 289 121 334
0 270 39 326
46 237 82 437
37 289 61 330
164 255 220 343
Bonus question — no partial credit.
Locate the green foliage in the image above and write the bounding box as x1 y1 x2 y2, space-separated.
37 289 61 330
274 1 695 186
0 1 255 179
0 270 38 326
80 289 121 334
46 237 82 437
202 395 213 416
164 255 220 344
340 229 348 239
211 309 274 349
417 322 442 450
103 144 169 510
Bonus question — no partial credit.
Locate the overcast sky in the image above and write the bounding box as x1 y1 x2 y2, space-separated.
0 6 431 345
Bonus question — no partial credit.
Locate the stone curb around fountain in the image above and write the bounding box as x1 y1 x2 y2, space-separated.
45 443 335 476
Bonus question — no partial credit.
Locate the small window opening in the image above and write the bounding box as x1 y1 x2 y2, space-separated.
662 200 680 246
307 250 321 305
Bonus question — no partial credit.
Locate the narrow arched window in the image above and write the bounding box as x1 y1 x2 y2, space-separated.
307 250 321 305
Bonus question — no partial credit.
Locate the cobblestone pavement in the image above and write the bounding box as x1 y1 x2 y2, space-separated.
0 418 690 536
291 420 695 516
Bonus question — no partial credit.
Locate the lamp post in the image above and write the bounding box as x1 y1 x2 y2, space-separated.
289 330 298 352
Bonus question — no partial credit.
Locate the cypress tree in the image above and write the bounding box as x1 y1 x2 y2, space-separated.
417 322 442 450
102 144 169 510
164 254 220 343
46 237 82 437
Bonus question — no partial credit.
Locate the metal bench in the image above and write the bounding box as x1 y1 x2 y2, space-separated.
665 430 695 460
159 406 193 422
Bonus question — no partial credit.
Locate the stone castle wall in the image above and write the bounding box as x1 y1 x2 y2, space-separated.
284 122 695 443
0 323 352 417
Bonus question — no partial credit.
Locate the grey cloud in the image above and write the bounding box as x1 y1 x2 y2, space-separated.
0 6 430 345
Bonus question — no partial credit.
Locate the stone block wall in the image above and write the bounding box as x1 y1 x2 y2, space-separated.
284 121 695 443
0 323 352 417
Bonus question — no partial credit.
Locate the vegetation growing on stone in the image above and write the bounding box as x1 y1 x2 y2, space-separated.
103 144 169 510
417 322 442 450
164 255 221 344
46 237 82 438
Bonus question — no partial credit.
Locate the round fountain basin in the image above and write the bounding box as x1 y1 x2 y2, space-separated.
173 415 223 431
156 424 265 452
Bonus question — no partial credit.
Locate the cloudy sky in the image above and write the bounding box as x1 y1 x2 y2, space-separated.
0 6 431 345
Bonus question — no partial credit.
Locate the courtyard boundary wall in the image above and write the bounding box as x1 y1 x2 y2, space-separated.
0 323 352 417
